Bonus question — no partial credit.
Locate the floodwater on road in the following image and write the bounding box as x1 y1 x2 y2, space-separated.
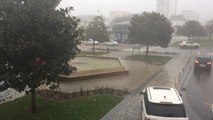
59 60 160 92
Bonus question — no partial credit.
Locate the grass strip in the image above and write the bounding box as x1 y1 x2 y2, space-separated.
0 95 122 120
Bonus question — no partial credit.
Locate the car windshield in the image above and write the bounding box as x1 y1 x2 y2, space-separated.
146 102 187 117
197 57 211 61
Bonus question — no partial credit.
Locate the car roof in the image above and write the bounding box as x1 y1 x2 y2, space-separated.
147 86 183 104
196 52 211 58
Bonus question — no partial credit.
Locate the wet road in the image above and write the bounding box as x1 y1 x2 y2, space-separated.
185 67 213 120
184 48 213 120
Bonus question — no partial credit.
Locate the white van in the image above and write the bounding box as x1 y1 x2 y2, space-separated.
141 86 188 120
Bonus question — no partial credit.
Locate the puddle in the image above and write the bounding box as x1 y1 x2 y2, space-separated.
59 60 160 92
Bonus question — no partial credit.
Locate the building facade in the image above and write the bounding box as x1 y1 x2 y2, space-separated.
156 0 177 18
170 15 186 26
108 21 130 43
181 10 199 21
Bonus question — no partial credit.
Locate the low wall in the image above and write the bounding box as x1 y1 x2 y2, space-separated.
37 87 129 100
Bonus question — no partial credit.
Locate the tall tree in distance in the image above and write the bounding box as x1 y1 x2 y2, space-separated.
206 20 213 40
85 15 108 43
129 12 173 56
176 21 207 40
0 0 82 113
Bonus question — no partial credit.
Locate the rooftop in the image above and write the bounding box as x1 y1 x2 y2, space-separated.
147 86 183 104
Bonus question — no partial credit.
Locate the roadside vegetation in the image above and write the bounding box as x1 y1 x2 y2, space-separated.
171 38 213 47
0 95 122 120
192 39 213 47
126 54 173 65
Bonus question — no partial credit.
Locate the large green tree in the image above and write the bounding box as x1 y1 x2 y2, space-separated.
176 21 207 40
0 0 82 113
205 20 213 40
129 12 173 56
85 15 108 43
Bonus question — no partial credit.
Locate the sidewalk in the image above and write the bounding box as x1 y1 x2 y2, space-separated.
101 50 195 120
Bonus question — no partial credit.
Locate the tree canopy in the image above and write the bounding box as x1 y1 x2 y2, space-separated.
85 15 108 43
205 20 213 40
0 0 82 113
176 21 207 40
129 12 173 56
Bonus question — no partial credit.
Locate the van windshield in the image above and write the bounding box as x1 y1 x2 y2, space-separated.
146 102 187 117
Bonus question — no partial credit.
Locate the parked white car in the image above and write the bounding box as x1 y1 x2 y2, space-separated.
179 40 200 48
141 86 188 120
84 39 99 45
104 40 118 46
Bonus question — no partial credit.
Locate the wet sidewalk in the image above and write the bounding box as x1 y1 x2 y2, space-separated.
101 49 194 120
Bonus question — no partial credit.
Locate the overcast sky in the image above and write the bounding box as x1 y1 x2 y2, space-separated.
59 0 213 23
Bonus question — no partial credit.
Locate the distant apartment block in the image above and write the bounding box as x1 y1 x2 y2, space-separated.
181 10 199 21
170 15 186 26
110 11 132 20
156 0 177 18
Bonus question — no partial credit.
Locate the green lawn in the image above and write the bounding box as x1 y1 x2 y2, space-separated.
126 54 173 65
194 39 213 47
0 95 122 120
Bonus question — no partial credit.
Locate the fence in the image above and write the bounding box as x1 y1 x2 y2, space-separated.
173 55 194 90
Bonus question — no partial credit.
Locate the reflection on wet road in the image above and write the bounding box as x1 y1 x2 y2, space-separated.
186 69 213 120
59 60 160 92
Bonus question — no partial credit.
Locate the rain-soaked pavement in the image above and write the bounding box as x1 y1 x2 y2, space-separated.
59 44 200 120
100 46 199 120
59 60 159 92
59 44 194 93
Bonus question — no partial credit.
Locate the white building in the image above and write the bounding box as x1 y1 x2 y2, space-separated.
156 0 177 18
181 10 199 21
110 11 131 19
170 15 186 26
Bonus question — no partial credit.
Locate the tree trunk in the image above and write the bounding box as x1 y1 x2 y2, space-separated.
92 41 95 54
145 45 149 57
139 44 141 54
31 87 36 113
209 34 211 40
210 33 212 40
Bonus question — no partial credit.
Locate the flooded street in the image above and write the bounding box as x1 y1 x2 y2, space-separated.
59 60 160 92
